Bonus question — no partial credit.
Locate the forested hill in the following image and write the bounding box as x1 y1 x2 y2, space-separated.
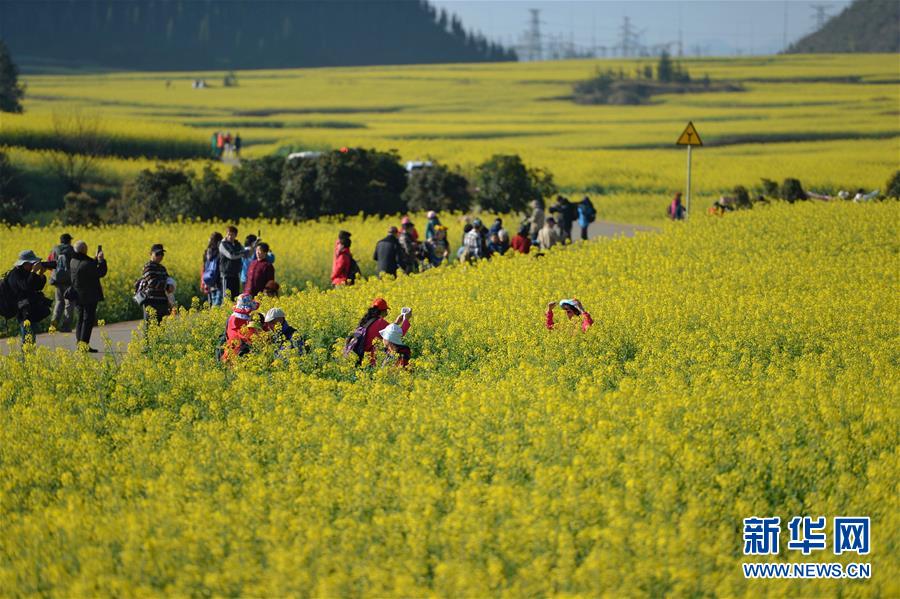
0 0 516 71
786 0 900 54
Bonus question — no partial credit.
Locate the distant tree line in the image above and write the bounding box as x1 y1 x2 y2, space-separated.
91 149 555 225
0 1 516 71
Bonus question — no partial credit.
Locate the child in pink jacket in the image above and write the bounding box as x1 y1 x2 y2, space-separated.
546 298 593 332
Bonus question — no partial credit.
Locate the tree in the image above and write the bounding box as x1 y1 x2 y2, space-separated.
0 39 25 113
281 156 321 220
229 155 285 217
0 151 25 224
62 191 101 225
44 111 108 192
109 164 194 223
657 51 673 83
402 163 472 212
475 154 556 213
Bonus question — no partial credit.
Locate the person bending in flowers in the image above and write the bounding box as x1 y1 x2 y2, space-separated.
546 298 593 332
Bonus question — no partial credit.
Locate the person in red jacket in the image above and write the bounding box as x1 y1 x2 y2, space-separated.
546 298 593 332
244 242 275 296
510 224 532 254
356 297 410 366
222 294 262 361
332 231 354 287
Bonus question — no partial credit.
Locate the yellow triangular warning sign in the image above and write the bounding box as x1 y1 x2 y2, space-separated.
676 121 703 146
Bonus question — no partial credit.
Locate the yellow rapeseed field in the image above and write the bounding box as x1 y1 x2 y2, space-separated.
1 201 897 596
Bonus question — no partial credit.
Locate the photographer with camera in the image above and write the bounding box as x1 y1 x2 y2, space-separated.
69 241 107 353
2 250 53 343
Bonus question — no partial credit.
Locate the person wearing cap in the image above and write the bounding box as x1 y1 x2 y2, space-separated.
263 307 304 357
69 240 107 352
332 232 354 287
379 313 412 368
137 244 171 324
425 211 442 242
244 242 275 297
6 250 51 343
374 226 403 277
400 216 419 242
48 233 75 332
222 294 262 361
546 298 594 332
355 298 410 366
538 217 562 250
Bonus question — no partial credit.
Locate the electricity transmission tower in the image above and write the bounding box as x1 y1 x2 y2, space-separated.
810 3 832 30
617 16 643 57
520 9 543 61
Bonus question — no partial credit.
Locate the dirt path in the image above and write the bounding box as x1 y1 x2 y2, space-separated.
1 220 657 358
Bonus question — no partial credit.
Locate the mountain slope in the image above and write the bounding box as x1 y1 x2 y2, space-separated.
787 0 900 53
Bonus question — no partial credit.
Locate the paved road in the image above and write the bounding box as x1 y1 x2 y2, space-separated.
0 320 139 358
1 220 657 358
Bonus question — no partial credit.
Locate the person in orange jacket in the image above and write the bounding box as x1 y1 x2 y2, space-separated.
546 298 593 332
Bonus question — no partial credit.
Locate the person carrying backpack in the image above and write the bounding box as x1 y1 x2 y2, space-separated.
345 298 410 366
2 250 52 343
201 232 223 307
48 233 75 332
577 196 597 240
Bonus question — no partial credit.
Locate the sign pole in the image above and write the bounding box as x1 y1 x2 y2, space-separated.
686 144 692 218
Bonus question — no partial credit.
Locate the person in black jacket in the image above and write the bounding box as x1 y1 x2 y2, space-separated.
549 195 578 242
373 227 403 277
69 240 107 352
137 244 171 324
6 250 51 343
218 225 248 301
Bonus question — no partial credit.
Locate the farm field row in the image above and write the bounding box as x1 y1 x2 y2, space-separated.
1 201 897 596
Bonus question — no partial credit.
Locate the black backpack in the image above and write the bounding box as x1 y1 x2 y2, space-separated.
348 257 361 285
344 318 376 364
0 272 17 319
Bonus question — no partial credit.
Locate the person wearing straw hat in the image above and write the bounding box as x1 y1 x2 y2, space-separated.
221 293 262 361
379 312 412 368
546 298 594 332
5 250 52 343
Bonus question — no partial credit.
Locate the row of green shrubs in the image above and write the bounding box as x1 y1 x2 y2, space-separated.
719 172 900 210
39 149 557 225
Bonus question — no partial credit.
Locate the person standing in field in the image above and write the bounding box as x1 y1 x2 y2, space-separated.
425 225 450 266
398 221 419 273
668 192 685 220
538 217 562 250
546 298 593 332
216 132 224 159
549 195 577 242
332 231 356 287
69 240 107 353
210 132 220 158
374 226 403 277
201 231 224 307
425 211 441 241
234 133 242 158
244 242 275 297
48 232 75 332
511 224 532 254
577 196 597 240
528 199 545 245
137 244 170 324
218 226 247 301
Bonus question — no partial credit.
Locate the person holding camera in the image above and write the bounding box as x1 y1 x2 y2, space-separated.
5 250 52 343
48 233 76 332
69 241 107 352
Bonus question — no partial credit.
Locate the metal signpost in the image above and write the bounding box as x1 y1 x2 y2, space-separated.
676 121 703 217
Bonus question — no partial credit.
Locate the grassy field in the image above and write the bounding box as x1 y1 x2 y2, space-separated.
1 202 897 596
1 54 897 219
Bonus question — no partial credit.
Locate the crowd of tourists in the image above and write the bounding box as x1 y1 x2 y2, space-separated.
2 201 599 357
211 131 241 160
